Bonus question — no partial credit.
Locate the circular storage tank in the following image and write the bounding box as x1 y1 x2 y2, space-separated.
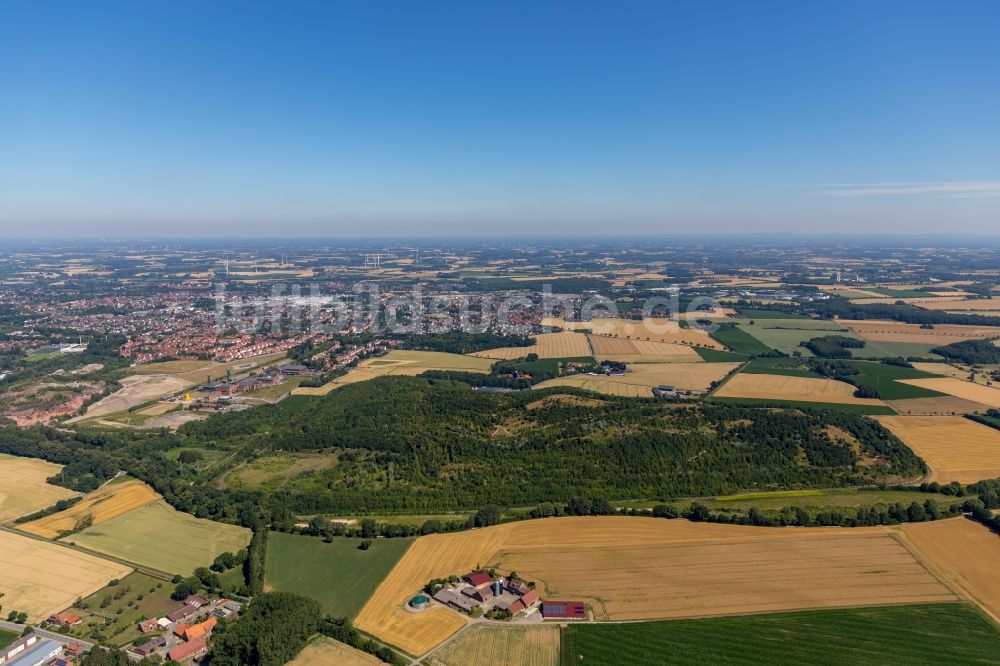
409 594 430 610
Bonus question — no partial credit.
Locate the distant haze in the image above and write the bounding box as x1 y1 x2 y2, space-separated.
1 1 999 237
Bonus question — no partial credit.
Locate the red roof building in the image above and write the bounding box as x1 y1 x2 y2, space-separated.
541 600 586 619
463 571 493 588
521 589 540 607
167 636 207 662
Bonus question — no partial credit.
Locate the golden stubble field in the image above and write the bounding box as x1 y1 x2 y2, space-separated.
289 637 383 666
429 625 560 666
713 373 886 405
897 378 1000 409
588 335 703 362
534 362 739 396
900 518 1000 624
0 453 78 523
471 332 592 360
876 416 1000 484
293 351 494 396
21 479 161 539
543 317 723 349
0 529 133 622
841 320 1000 345
355 517 957 655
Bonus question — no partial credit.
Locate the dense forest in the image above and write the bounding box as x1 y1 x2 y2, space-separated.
0 376 926 524
931 339 1000 365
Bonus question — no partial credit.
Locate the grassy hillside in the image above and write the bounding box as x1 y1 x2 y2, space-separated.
560 604 1000 665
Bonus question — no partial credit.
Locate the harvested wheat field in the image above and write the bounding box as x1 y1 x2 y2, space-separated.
588 335 702 362
534 362 739 396
355 525 514 655
887 395 993 416
714 373 886 406
0 529 132 622
910 298 1000 312
471 332 592 360
544 317 723 349
901 518 1000 624
0 453 78 523
21 478 161 539
842 320 1000 345
357 517 956 653
896 378 1000 409
911 362 998 387
429 625 560 666
876 416 1000 484
294 351 493 395
289 636 383 666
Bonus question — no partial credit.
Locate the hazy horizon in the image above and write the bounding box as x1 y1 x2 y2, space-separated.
2 0 998 237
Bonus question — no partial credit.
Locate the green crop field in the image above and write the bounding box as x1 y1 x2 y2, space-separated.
0 629 17 649
69 500 251 575
709 326 772 355
847 340 941 359
560 603 1000 666
842 361 947 400
264 531 413 619
709 396 896 415
693 347 748 362
737 320 856 356
739 357 823 377
736 309 810 319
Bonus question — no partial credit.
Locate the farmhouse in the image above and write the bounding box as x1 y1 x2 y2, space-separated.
506 579 530 596
165 601 200 623
167 636 207 662
183 616 217 641
132 637 166 657
541 600 586 620
46 612 81 627
463 571 493 589
461 585 494 603
138 618 160 633
433 588 480 613
652 384 677 398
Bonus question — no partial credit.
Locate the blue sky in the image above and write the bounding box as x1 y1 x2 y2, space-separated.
1 0 998 237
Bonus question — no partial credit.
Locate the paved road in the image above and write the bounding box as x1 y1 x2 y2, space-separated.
0 619 94 651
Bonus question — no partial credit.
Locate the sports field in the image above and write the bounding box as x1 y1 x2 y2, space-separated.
289 637 383 666
430 625 560 666
356 517 956 654
559 603 1000 666
901 518 1000 624
876 416 1000 484
534 362 739 396
0 529 132 622
587 335 702 362
294 351 494 395
68 500 251 575
21 478 161 538
713 373 886 406
264 531 413 619
471 332 592 360
897 378 1000 408
0 453 77 522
